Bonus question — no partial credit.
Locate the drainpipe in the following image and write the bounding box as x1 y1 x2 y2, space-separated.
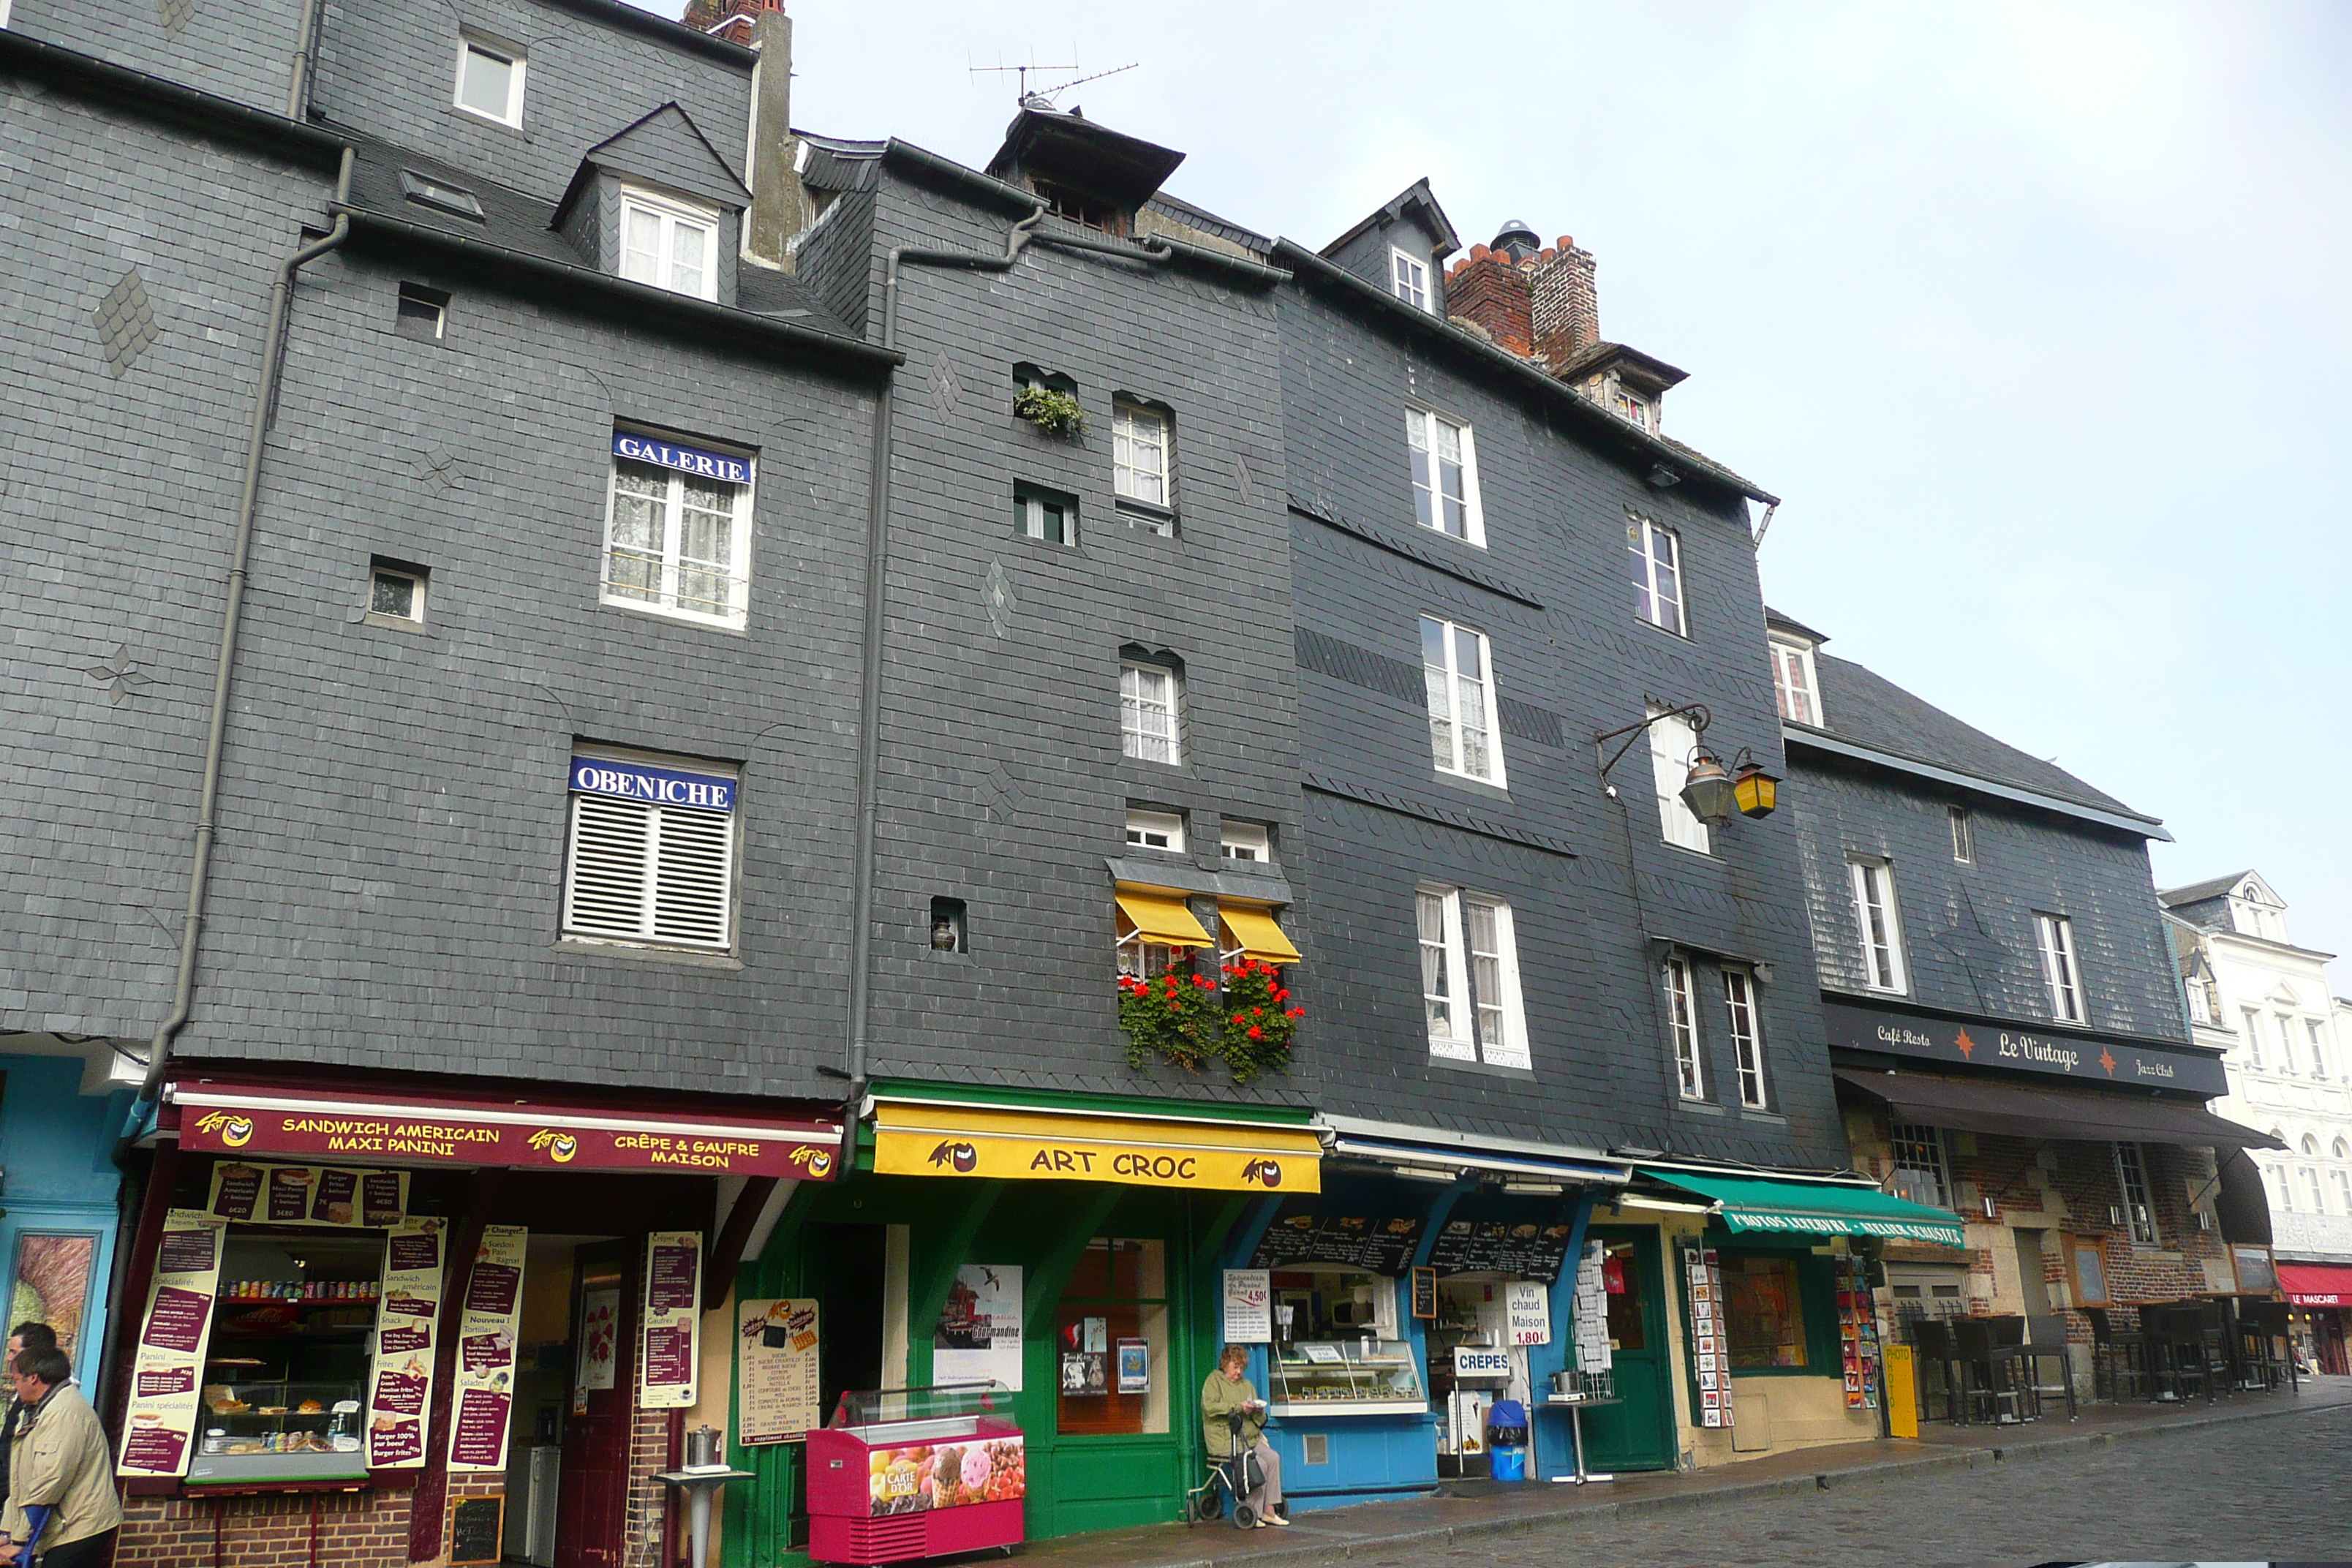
838 203 1046 1131
285 0 325 118
121 145 355 1150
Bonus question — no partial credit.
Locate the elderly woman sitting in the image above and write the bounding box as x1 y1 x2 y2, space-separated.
1200 1345 1287 1526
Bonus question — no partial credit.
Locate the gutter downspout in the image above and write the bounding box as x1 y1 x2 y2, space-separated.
285 0 324 118
121 145 355 1150
840 203 1045 1130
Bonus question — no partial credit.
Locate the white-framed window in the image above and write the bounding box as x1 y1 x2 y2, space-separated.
1220 822 1271 864
2333 1168 2352 1215
368 561 426 625
1112 402 1172 512
562 752 736 950
1404 408 1481 544
603 431 753 628
1769 639 1819 726
2264 1158 2290 1212
2184 976 2212 1025
395 282 450 342
1723 968 1766 1108
2275 1014 2299 1077
1627 516 1686 636
1014 486 1076 546
1664 955 1704 1098
1648 708 1711 855
1610 387 1652 431
1390 246 1431 312
2241 1009 2266 1068
1949 805 1973 864
2302 1164 2326 1215
1120 661 1180 765
618 187 720 302
1421 616 1505 785
1124 809 1184 852
2035 913 2084 1024
1417 885 1529 1070
1888 1123 1950 1210
2307 1019 2330 1080
454 34 525 127
2112 1142 2159 1245
1850 858 1907 993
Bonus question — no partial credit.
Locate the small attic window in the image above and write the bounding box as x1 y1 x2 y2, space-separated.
1031 178 1124 237
400 170 484 221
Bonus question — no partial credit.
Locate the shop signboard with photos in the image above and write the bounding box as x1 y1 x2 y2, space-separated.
639 1231 703 1409
1678 1245 1733 1430
369 1218 447 1469
204 1162 408 1228
118 1209 227 1477
450 1226 527 1471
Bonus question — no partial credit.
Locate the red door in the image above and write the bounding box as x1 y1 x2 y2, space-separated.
555 1239 636 1568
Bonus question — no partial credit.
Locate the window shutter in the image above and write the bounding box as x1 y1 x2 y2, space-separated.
563 790 734 949
565 795 652 939
650 804 733 946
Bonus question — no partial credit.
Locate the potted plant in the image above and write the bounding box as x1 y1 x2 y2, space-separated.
1012 383 1085 439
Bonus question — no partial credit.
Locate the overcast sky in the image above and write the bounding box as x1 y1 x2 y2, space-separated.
657 1 2352 969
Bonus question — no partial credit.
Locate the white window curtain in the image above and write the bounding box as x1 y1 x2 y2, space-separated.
1406 410 1479 542
1113 404 1169 508
2035 915 2084 1023
1628 519 1684 635
619 192 719 301
1850 859 1907 992
1422 617 1504 784
1120 663 1180 764
1648 711 1710 853
603 456 750 627
1420 886 1527 1068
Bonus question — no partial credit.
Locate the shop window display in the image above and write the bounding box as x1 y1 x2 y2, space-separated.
1265 1267 1426 1414
192 1231 382 1482
1055 1238 1168 1437
1722 1255 1806 1371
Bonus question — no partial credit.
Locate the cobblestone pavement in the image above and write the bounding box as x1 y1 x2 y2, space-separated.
1345 1406 2352 1568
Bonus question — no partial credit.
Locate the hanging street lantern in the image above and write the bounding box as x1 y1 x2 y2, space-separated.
1678 750 1738 829
1731 755 1780 819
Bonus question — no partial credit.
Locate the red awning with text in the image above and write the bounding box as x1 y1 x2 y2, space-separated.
2277 1262 2352 1306
167 1078 840 1179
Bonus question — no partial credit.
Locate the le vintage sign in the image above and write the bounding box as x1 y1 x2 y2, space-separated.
1823 1001 2228 1096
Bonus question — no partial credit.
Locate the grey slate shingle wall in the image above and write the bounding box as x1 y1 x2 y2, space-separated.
1787 748 2190 1045
311 0 750 205
850 176 1306 1107
0 81 331 1036
1277 283 1846 1166
10 0 309 113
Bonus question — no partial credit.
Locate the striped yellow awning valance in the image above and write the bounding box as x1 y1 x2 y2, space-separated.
1218 905 1302 965
1115 888 1215 949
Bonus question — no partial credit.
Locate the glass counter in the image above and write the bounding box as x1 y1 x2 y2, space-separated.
1267 1340 1427 1417
189 1382 366 1485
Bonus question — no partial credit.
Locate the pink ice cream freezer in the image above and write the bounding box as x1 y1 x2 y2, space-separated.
807 1384 1025 1564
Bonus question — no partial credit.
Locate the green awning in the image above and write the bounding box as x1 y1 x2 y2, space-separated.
1640 1169 1966 1248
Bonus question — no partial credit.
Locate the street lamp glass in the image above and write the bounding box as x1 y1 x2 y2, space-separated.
1680 754 1738 828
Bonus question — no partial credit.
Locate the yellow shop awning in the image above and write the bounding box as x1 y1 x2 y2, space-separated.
1115 888 1215 948
1219 906 1302 965
874 1100 1321 1193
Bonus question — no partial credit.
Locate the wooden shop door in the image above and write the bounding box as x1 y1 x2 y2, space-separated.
1576 1227 1677 1473
555 1238 637 1568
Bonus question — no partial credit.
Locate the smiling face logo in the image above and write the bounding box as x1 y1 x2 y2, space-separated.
527 1129 578 1164
1243 1159 1282 1188
927 1140 979 1174
195 1112 255 1148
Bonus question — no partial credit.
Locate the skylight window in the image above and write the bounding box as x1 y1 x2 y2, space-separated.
399 170 484 221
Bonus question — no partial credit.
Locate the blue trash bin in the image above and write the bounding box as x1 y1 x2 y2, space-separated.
1489 1445 1526 1482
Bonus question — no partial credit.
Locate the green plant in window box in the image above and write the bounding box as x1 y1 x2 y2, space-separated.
1114 957 1304 1082
1012 383 1086 438
1216 958 1303 1085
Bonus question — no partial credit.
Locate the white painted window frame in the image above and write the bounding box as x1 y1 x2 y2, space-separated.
1220 822 1271 864
453 33 527 128
1723 967 1766 1108
367 563 426 625
1948 805 1973 864
1648 709 1711 855
1418 884 1529 1070
2306 1018 2330 1080
601 443 754 630
2274 1014 2299 1077
2112 1142 2160 1245
1850 857 1908 993
1421 615 1507 787
2035 913 2085 1024
617 186 721 303
1112 402 1172 511
1628 516 1686 636
1124 809 1185 852
2241 1009 2266 1069
1120 662 1181 766
561 759 737 951
1404 407 1484 546
1390 246 1431 312
1769 638 1819 726
1665 954 1704 1099
1888 1123 1951 1210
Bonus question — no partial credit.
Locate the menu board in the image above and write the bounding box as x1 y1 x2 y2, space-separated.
1679 1245 1733 1430
1425 1219 1576 1284
368 1218 447 1469
1221 1270 1273 1343
638 1231 703 1411
1836 1254 1880 1411
118 1209 226 1477
451 1225 528 1470
1249 1208 1424 1275
205 1162 407 1228
737 1297 821 1444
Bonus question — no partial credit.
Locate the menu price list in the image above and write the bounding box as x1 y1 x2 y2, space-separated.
1251 1207 1424 1275
206 1163 408 1229
638 1232 704 1411
1425 1219 1575 1285
368 1218 445 1471
448 1226 527 1472
738 1298 821 1445
118 1210 227 1480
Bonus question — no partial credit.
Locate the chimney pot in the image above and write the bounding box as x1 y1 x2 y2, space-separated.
1557 235 1573 249
1469 243 1490 261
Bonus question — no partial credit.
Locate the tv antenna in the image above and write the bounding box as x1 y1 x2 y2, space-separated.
968 51 1139 108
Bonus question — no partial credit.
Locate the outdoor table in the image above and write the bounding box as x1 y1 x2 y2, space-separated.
657 1466 755 1568
1542 1393 1624 1485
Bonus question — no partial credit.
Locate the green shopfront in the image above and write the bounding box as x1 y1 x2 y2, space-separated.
718 1085 1321 1561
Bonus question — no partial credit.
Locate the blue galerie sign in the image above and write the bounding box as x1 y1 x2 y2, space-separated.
569 757 736 813
611 431 753 485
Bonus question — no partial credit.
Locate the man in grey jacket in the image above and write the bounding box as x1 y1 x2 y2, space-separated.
0 1346 119 1568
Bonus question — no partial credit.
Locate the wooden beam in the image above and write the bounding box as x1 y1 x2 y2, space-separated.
704 1175 780 1312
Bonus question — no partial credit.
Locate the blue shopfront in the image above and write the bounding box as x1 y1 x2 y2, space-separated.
1221 1133 1637 1510
0 1042 135 1384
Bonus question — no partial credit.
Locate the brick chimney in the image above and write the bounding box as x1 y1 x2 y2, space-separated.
1444 242 1534 356
683 0 784 46
1529 236 1598 371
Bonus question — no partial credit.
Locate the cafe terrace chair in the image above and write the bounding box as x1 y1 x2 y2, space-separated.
2236 1300 2297 1393
1953 1316 2031 1424
2084 1308 2148 1401
2021 1315 2078 1421
1910 1318 1964 1424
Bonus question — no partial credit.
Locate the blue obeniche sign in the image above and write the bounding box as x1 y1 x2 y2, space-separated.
611 431 753 486
569 757 736 813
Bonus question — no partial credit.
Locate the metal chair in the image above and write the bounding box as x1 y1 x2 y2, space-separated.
2236 1300 2299 1393
1911 1319 1964 1423
2143 1304 2214 1403
2085 1308 2147 1401
2022 1314 2078 1421
1953 1316 2032 1423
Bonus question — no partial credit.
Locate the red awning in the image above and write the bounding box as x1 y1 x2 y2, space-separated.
166 1077 840 1180
2277 1262 2352 1306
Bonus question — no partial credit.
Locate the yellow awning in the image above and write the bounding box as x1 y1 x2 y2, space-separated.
1115 888 1214 948
1219 905 1302 965
875 1101 1321 1192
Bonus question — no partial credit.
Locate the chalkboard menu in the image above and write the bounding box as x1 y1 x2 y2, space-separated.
1250 1207 1424 1275
448 1495 503 1567
1424 1219 1575 1285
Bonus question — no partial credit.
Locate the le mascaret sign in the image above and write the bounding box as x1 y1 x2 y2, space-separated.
1823 1000 2228 1097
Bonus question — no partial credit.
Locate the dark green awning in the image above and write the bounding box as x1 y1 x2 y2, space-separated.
1640 1169 1966 1248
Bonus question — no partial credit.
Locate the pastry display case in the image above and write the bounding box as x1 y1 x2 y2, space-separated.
1267 1341 1427 1417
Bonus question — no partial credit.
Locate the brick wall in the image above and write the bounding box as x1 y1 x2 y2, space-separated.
117 1488 413 1568
626 1409 682 1567
1529 241 1599 368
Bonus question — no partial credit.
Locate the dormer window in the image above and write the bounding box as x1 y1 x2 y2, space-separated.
1390 248 1432 312
1610 388 1653 431
454 34 525 128
1768 638 1820 726
1033 178 1123 235
619 188 720 302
